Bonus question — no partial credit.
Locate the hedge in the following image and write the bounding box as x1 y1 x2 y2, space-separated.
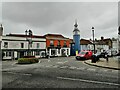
18 58 39 64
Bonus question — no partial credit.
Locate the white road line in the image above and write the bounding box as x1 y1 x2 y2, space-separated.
112 70 118 73
59 66 68 69
57 62 64 64
69 66 77 69
5 71 32 76
57 61 68 64
48 60 50 62
57 77 120 86
76 67 85 70
38 60 41 63
87 68 96 71
45 65 51 68
52 65 59 68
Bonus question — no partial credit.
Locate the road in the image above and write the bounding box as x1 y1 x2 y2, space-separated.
2 56 120 88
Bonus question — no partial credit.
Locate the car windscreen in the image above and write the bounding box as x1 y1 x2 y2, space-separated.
79 51 86 55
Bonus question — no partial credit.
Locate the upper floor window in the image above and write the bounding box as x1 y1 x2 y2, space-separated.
64 41 67 45
58 40 60 45
36 43 40 48
21 43 24 48
4 42 8 48
50 40 54 45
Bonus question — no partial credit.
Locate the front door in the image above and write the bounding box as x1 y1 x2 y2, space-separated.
20 51 24 58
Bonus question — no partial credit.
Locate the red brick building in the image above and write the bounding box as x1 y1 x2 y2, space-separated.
44 34 70 57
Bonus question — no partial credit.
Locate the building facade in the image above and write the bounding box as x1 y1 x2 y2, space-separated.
44 34 70 57
2 34 46 60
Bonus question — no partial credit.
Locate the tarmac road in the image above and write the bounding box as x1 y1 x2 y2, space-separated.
2 56 120 88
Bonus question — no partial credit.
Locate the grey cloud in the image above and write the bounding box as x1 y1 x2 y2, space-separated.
2 2 118 39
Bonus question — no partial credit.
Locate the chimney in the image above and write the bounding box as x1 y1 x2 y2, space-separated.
101 36 104 40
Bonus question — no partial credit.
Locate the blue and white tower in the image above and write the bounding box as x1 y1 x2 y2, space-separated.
73 20 81 54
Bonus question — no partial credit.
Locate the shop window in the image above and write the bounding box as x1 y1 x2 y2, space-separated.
6 52 11 57
36 51 39 55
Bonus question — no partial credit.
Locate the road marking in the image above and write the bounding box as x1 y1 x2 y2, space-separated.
57 62 64 64
48 60 50 62
112 70 119 73
57 61 68 64
45 65 51 68
69 66 77 69
59 66 68 69
38 60 41 63
4 71 32 76
57 77 120 86
76 67 85 70
87 68 96 71
52 65 59 68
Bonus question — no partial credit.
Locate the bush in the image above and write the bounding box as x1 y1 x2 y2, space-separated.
18 58 39 64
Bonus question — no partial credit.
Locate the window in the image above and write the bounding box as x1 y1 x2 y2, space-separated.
36 51 39 55
21 43 24 48
9 52 11 56
36 43 40 48
4 42 8 48
6 52 11 57
58 49 60 54
64 41 66 45
50 40 54 45
58 41 60 45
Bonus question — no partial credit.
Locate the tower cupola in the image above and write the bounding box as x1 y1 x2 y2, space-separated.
73 20 80 35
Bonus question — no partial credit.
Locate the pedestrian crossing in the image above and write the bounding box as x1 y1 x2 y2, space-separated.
39 64 119 73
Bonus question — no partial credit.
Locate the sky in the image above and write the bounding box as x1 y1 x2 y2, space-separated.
1 1 119 40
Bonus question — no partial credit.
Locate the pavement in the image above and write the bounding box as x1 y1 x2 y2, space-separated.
84 56 120 70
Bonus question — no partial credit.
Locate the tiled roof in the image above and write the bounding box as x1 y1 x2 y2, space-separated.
80 39 92 45
44 34 69 39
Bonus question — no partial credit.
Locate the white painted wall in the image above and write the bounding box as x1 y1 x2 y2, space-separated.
2 35 46 59
2 36 46 50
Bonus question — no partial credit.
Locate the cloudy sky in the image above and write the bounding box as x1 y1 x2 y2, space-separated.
1 1 118 39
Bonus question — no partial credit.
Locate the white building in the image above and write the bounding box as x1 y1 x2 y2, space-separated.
2 34 46 60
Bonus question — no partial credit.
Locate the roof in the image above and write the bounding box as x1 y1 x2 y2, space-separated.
80 39 92 45
70 39 92 44
6 33 45 38
44 34 69 40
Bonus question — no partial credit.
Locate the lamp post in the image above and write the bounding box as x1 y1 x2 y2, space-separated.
0 24 3 60
25 29 33 56
92 27 95 54
118 26 120 54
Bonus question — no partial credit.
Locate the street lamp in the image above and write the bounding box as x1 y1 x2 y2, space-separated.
92 27 96 54
118 26 120 54
25 29 33 56
0 24 3 60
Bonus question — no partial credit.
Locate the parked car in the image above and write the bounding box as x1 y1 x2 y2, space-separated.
76 50 93 60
